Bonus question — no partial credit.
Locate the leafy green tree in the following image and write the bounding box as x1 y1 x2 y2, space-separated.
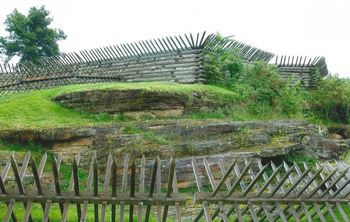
0 6 66 63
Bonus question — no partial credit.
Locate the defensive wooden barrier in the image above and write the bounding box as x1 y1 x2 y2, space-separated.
192 157 350 222
273 55 328 87
0 152 349 221
0 153 183 222
0 32 275 95
0 32 329 95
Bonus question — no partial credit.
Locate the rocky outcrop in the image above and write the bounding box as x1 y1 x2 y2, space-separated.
302 135 350 159
53 89 231 117
0 120 326 161
301 124 350 159
2 119 347 187
140 120 322 156
54 89 185 116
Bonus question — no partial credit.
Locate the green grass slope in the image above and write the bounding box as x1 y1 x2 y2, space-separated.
0 82 238 130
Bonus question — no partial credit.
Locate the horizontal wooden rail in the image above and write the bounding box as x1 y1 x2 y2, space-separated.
0 152 348 221
0 152 183 222
192 157 350 222
194 192 350 204
0 192 186 205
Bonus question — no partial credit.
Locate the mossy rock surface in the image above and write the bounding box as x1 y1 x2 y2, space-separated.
53 87 236 117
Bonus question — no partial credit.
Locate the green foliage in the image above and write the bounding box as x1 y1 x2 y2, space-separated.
203 34 305 118
123 125 143 134
185 110 227 120
286 154 318 166
90 112 135 122
123 125 169 145
238 62 284 108
309 67 322 87
276 83 305 116
308 76 350 123
143 132 169 145
0 203 164 221
204 35 305 118
232 62 304 117
0 140 42 153
0 6 66 63
204 35 243 86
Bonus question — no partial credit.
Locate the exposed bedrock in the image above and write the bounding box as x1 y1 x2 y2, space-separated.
0 120 323 159
53 89 232 117
2 119 346 187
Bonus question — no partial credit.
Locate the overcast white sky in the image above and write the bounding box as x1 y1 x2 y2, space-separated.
0 0 349 77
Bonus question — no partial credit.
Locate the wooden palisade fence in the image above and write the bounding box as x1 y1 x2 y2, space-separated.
273 55 328 87
192 157 350 222
0 32 275 95
0 32 329 95
1 152 349 221
0 32 329 96
0 152 184 222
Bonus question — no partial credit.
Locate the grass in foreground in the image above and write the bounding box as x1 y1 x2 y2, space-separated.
0 202 348 222
0 203 170 222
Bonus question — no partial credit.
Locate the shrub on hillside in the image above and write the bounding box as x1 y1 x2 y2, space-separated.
238 62 304 116
241 62 283 105
276 83 304 116
203 35 304 117
308 76 350 123
204 35 244 86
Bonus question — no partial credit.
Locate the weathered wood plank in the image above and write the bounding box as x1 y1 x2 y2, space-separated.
119 154 129 222
137 155 146 222
111 158 117 222
129 159 136 222
101 154 113 222
156 155 162 222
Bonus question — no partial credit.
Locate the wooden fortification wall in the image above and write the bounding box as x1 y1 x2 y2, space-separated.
0 32 328 94
273 55 328 87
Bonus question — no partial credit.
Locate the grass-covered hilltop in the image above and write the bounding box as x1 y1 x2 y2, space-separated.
0 82 239 129
0 63 349 130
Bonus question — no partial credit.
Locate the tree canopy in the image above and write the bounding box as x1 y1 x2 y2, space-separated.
0 6 66 64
